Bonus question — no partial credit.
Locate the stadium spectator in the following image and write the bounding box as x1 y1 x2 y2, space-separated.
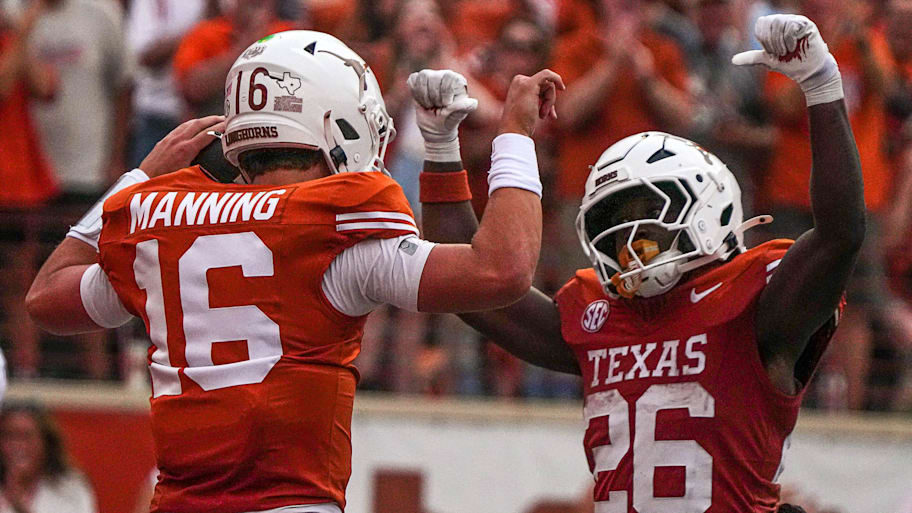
29 0 131 195
0 402 96 513
173 0 294 118
447 0 556 56
0 0 56 207
463 15 554 212
361 0 507 395
881 0 912 410
762 0 896 409
547 0 694 285
27 0 132 380
0 0 57 379
649 0 703 66
125 0 206 168
381 0 502 211
688 0 776 219
463 15 582 397
552 0 694 201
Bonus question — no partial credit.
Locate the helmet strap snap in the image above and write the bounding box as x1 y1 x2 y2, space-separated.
329 145 347 169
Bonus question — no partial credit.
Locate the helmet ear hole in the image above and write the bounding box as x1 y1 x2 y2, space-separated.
335 119 360 140
678 232 696 253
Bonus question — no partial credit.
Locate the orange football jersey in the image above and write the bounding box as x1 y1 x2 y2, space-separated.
554 240 840 513
97 166 418 513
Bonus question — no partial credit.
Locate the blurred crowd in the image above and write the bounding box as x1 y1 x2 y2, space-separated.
1 0 912 412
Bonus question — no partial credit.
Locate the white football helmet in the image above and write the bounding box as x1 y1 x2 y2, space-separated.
576 132 770 298
222 30 396 178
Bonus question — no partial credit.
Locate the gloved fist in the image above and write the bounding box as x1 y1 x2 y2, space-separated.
407 69 478 161
732 14 843 106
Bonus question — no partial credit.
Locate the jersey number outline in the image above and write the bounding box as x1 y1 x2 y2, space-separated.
134 232 283 397
585 382 714 512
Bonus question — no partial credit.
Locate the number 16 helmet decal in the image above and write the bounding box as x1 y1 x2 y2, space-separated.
222 31 396 178
576 132 772 298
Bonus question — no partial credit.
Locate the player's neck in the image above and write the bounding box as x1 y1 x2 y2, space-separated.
251 166 329 186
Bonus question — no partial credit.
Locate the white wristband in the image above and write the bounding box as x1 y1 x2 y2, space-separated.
67 168 149 250
423 139 462 163
801 53 844 107
487 133 541 198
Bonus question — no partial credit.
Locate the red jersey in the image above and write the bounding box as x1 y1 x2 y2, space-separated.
554 240 838 513
97 166 417 513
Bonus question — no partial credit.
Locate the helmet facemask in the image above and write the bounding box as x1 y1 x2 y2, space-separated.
578 179 698 298
576 132 773 300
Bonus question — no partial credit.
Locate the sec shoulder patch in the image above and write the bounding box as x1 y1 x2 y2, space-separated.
581 300 610 333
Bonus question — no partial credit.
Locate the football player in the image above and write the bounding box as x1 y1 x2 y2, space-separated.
25 31 563 513
416 14 863 513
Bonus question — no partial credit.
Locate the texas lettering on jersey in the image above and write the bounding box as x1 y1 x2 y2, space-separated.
586 333 707 386
97 166 417 513
555 240 839 513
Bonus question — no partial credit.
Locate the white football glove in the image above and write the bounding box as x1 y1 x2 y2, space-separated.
407 69 478 162
732 14 843 106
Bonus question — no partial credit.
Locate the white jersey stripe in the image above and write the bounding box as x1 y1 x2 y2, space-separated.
336 221 419 234
766 259 782 272
336 211 415 224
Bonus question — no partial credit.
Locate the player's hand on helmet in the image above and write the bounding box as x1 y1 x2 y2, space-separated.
732 14 843 106
407 69 478 151
139 115 226 178
499 69 565 137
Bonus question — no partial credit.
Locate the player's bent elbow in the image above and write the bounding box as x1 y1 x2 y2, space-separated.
24 285 59 334
487 266 534 308
24 283 91 336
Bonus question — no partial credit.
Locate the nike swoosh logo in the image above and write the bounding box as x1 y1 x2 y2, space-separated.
690 282 723 303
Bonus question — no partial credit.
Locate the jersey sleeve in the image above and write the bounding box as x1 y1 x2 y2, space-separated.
80 264 134 328
321 234 436 316
329 172 420 240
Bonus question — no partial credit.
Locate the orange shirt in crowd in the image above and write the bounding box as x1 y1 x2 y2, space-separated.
551 13 689 200
173 17 295 86
309 0 356 35
449 0 516 55
764 28 894 213
0 34 57 207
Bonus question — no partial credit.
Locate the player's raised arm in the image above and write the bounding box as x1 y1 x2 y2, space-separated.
411 69 579 374
733 15 866 392
414 70 557 312
25 116 225 335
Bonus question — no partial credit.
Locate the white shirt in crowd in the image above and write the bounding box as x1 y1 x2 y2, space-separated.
0 473 96 513
29 0 133 193
126 0 205 119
